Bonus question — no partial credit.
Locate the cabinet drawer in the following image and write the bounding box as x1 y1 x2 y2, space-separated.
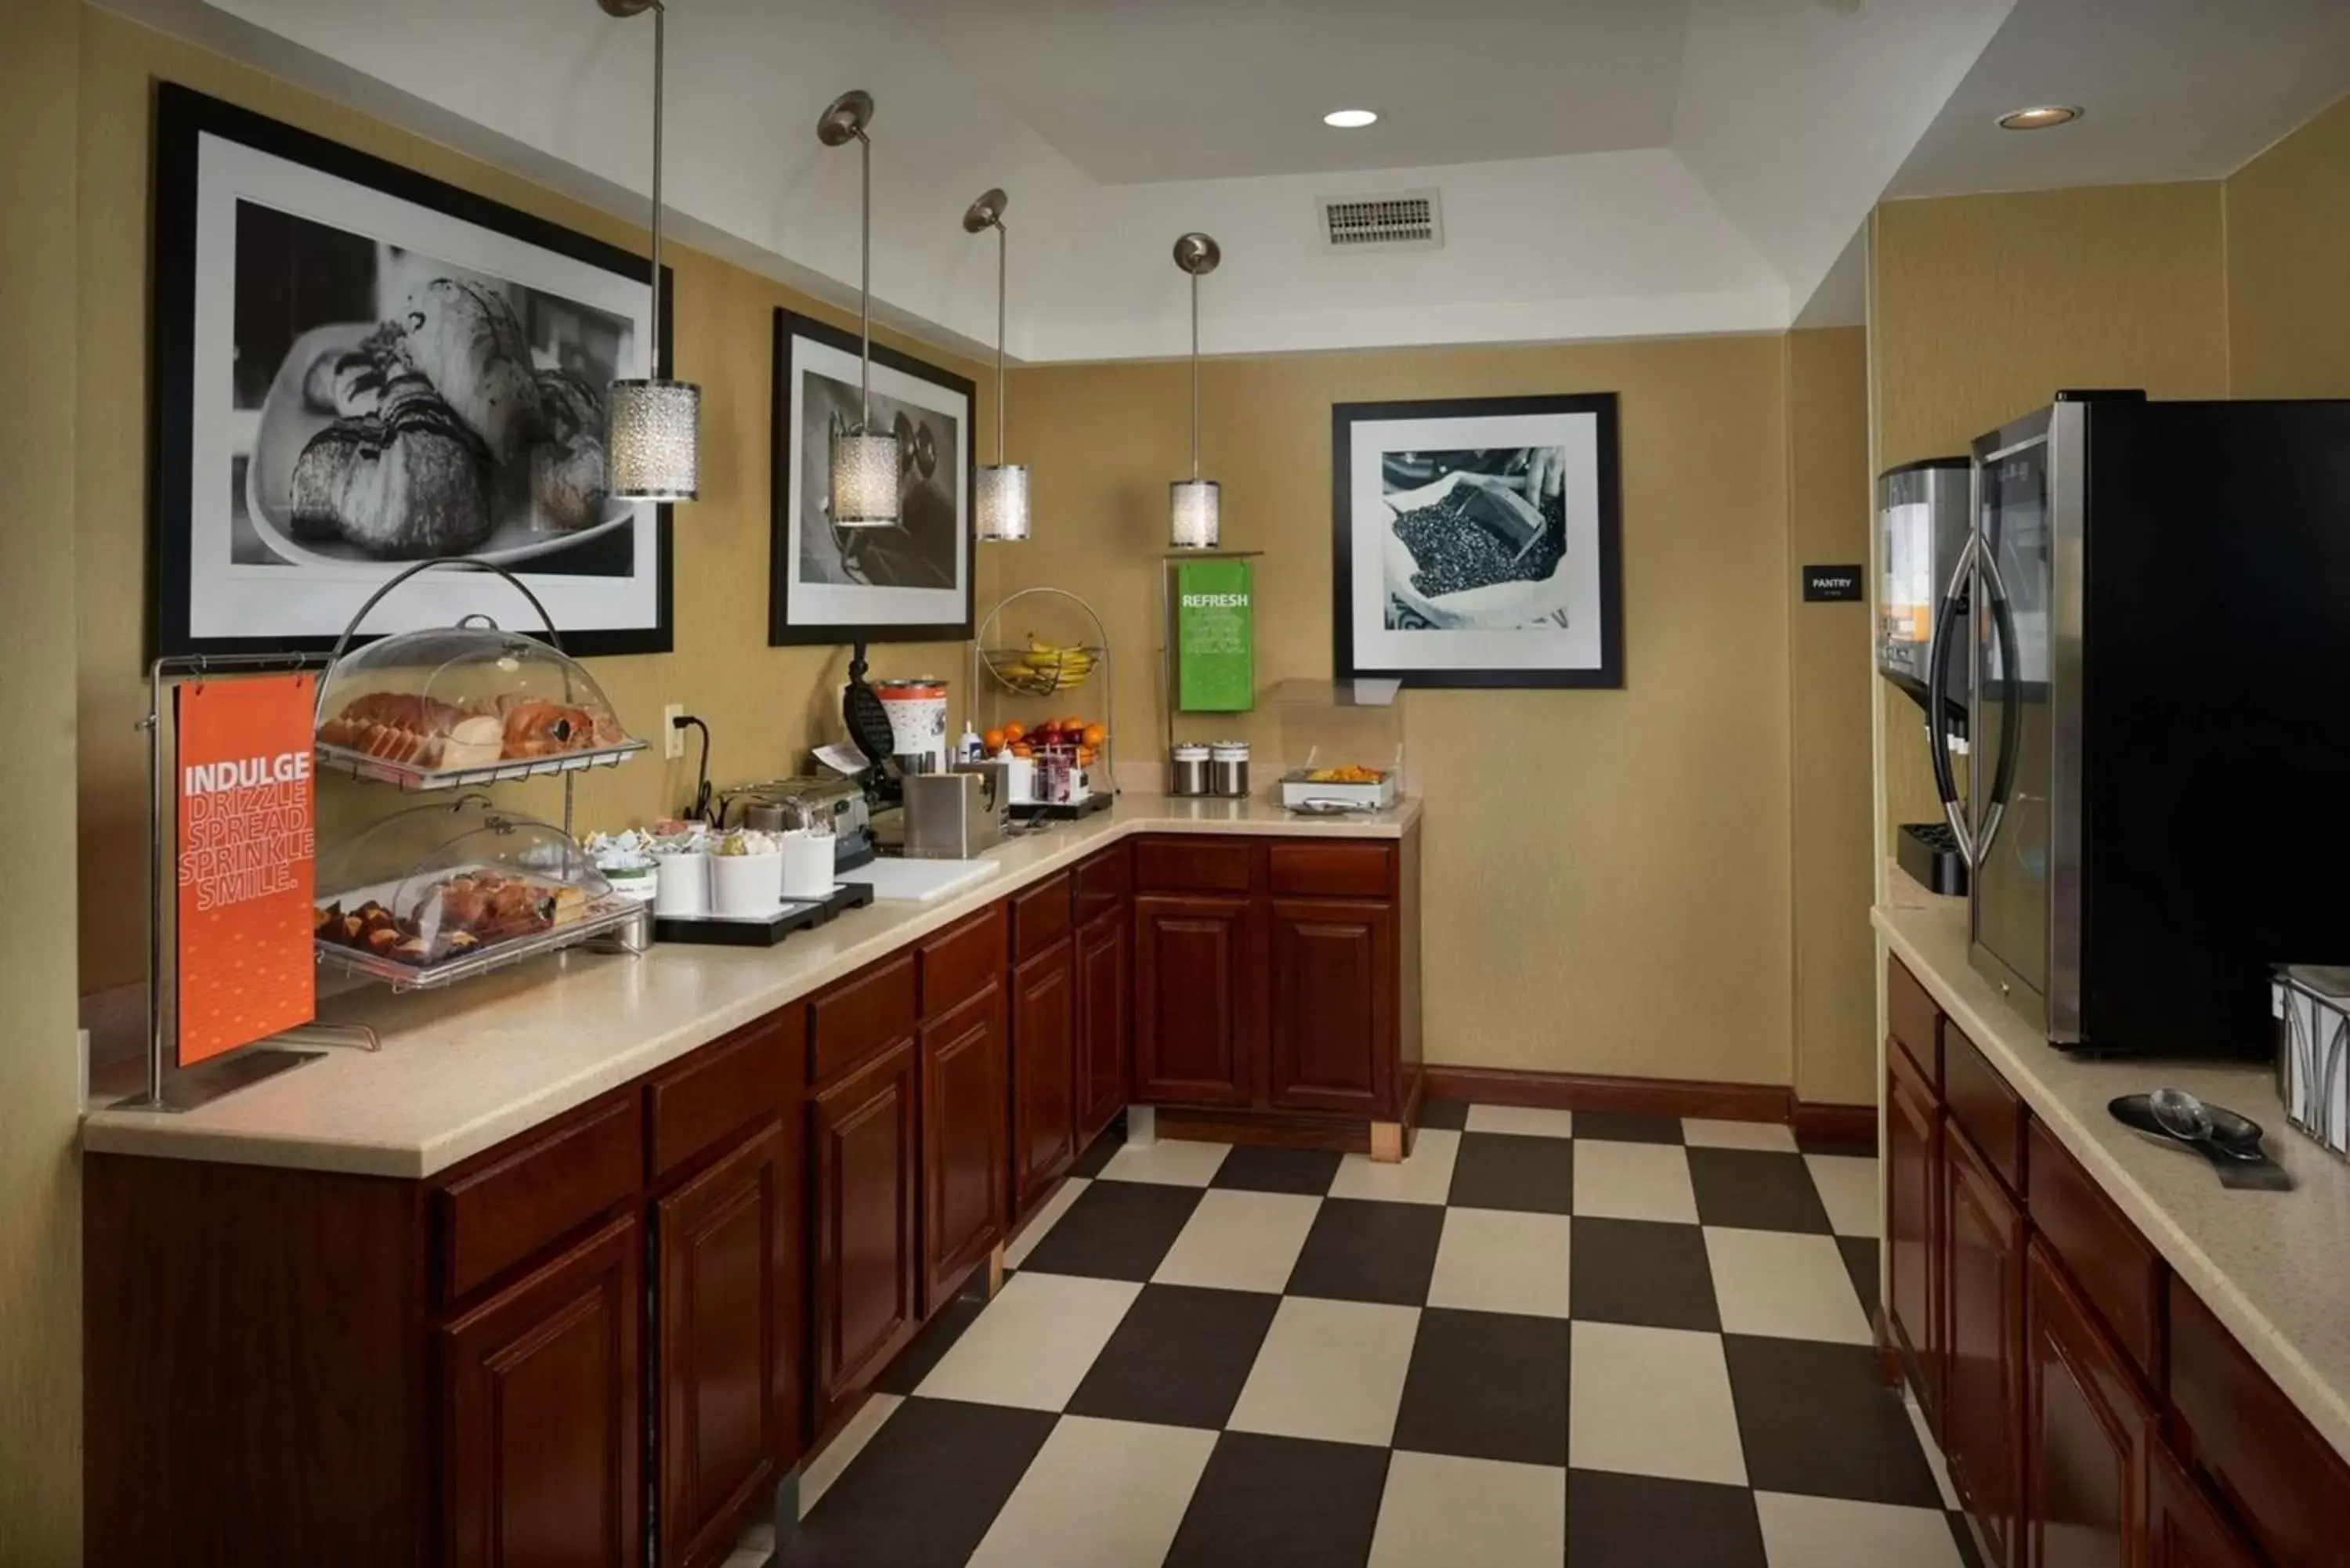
919 904 1006 1020
646 1016 791 1180
437 1095 642 1303
1888 956 1940 1084
1268 841 1393 899
810 956 917 1084
1134 836 1253 894
2026 1118 2164 1381
1074 844 1132 924
1010 873 1073 963
1943 1022 2024 1193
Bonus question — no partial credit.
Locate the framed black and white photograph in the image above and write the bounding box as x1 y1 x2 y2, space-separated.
769 307 974 645
151 82 674 659
1332 393 1622 688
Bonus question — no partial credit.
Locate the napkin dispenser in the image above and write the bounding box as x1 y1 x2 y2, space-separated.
902 764 1008 860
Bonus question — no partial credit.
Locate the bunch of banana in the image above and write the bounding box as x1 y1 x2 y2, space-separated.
1015 638 1095 692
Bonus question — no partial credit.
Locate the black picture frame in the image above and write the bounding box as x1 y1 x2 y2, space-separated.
150 81 675 660
1332 392 1625 689
768 307 976 646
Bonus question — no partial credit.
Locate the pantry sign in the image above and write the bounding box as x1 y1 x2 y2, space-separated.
174 674 317 1064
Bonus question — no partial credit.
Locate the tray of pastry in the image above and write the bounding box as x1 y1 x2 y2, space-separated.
313 622 645 790
312 797 638 991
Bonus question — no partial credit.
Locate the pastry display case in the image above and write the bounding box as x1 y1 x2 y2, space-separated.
1271 677 1405 811
313 794 640 990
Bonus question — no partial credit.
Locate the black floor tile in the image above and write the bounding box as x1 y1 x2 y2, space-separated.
1072 1118 1126 1178
1722 1335 1944 1508
1163 1431 1391 1568
1839 1236 1880 1321
1687 1147 1835 1234
875 1285 989 1395
1418 1097 1471 1130
780 1396 1055 1568
1392 1306 1570 1467
1212 1143 1343 1196
1014 1178 1202 1281
1285 1197 1444 1305
1950 1509 1989 1568
1569 1216 1721 1331
1065 1283 1281 1430
1446 1131 1575 1215
1565 1469 1768 1568
1573 1110 1685 1145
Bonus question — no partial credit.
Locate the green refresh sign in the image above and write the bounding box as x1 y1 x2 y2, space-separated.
1176 561 1254 712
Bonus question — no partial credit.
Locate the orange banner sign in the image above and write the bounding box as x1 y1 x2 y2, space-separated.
175 674 317 1065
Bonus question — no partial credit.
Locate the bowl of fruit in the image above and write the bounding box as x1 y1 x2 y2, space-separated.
985 717 1109 774
982 639 1101 696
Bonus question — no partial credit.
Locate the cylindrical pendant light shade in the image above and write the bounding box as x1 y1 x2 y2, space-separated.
831 428 901 528
606 378 701 501
1170 479 1220 550
976 463 1031 542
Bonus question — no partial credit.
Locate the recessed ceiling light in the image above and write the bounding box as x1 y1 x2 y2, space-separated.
1997 104 2083 131
1324 108 1379 129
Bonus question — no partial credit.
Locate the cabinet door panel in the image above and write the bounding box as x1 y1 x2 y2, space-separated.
1943 1127 2023 1568
1075 906 1131 1147
2023 1237 2155 1568
1132 893 1253 1107
2147 1442 2262 1568
924 981 1008 1307
442 1213 642 1568
1885 1040 1942 1427
1267 898 1391 1116
656 1122 788 1568
1012 940 1077 1215
810 1038 920 1425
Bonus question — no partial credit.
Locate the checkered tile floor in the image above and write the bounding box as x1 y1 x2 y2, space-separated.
772 1100 1982 1568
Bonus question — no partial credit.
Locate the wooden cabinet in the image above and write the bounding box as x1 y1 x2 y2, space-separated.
654 1122 792 1568
1266 897 1392 1115
808 1035 920 1427
1885 1033 1942 1426
441 1213 643 1568
2023 1236 2155 1568
921 981 1008 1308
1942 1125 2024 1568
2147 1443 2263 1568
1075 904 1131 1147
1133 892 1255 1106
1012 938 1077 1216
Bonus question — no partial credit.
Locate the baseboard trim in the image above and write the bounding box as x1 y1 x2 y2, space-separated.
1155 1106 1372 1154
1420 1065 1791 1123
1792 1100 1878 1150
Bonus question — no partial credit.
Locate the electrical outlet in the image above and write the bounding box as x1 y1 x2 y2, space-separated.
663 703 686 759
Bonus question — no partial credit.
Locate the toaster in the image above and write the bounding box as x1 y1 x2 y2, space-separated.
899 764 1009 860
719 775 874 870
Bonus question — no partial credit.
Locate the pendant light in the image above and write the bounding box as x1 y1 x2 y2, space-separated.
963 187 1029 543
1170 232 1222 550
599 0 700 502
818 90 898 529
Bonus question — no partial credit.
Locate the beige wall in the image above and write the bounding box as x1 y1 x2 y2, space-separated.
2227 93 2350 399
0 0 85 1557
75 9 992 990
1866 183 2230 850
994 336 1814 1086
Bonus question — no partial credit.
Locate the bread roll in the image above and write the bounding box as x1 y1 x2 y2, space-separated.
530 369 609 531
396 278 543 463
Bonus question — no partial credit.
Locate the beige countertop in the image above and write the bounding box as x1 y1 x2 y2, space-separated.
82 790 1420 1181
1874 883 2350 1465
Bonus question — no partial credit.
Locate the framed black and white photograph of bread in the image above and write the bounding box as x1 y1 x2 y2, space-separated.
1332 393 1623 689
151 82 674 658
768 307 974 645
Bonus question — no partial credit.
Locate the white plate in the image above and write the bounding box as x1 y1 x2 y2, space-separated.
244 322 632 568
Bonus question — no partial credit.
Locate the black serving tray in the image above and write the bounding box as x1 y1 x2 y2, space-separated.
1011 791 1115 823
653 880 875 948
1897 821 1968 898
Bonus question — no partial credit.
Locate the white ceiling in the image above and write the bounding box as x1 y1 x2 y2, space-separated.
1889 0 2350 198
870 0 1690 185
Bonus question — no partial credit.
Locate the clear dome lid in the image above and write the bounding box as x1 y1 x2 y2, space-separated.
314 794 622 974
314 618 641 787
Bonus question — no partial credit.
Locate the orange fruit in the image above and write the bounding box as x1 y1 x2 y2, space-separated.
1010 742 1034 758
982 728 1007 753
1082 724 1107 747
1003 721 1026 743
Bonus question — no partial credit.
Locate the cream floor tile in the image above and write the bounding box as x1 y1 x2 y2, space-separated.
1463 1104 1575 1139
1754 1490 1965 1567
1097 1138 1231 1187
1704 1227 1874 1344
1329 1128 1460 1206
913 1272 1141 1411
966 1414 1217 1568
796 1392 901 1519
1573 1139 1700 1223
1568 1320 1747 1487
1426 1207 1571 1318
1228 1295 1421 1447
1367 1450 1566 1568
1683 1118 1800 1152
1806 1153 1880 1238
1152 1188 1322 1294
1004 1175 1090 1268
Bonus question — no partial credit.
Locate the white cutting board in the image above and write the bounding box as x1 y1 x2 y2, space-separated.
850 857 1004 904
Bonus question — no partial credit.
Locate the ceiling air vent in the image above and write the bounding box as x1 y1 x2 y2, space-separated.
1317 189 1443 253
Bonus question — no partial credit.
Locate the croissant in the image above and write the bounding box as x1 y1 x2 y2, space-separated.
497 700 595 758
530 370 609 532
396 278 543 464
290 372 493 558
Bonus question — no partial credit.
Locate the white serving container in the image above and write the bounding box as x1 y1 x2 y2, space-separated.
653 851 711 917
710 851 783 917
